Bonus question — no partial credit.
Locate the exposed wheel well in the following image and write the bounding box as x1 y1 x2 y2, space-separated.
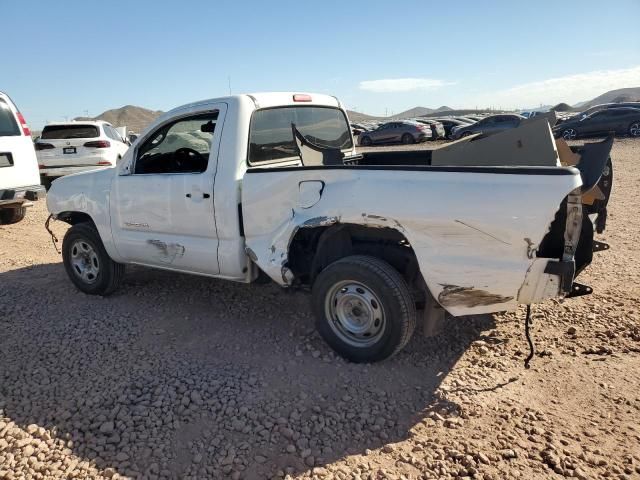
56 211 95 227
287 224 425 300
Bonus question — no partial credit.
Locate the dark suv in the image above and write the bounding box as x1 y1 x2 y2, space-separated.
553 107 640 140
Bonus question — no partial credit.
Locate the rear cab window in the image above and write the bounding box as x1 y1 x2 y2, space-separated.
0 99 20 137
41 125 100 139
248 106 353 165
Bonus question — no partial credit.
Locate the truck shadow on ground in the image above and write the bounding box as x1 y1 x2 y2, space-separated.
0 263 500 479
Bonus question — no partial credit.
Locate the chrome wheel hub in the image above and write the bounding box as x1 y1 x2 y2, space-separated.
563 129 577 140
325 281 385 347
630 122 640 137
70 240 100 284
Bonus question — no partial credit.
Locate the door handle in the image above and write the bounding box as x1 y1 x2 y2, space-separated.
186 193 211 199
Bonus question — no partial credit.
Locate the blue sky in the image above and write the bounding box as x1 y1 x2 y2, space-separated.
3 0 640 128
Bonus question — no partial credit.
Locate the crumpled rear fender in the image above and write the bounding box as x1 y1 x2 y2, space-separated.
242 165 582 317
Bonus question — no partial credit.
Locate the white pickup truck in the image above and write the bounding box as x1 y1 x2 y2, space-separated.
47 92 613 362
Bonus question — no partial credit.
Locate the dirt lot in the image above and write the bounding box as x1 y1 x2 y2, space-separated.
1 139 639 480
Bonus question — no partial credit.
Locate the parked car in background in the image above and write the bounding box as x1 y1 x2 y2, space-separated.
573 102 640 121
36 121 130 187
553 107 640 140
350 123 368 136
0 91 46 224
431 117 474 139
359 121 432 146
413 119 446 140
520 111 546 119
450 114 524 140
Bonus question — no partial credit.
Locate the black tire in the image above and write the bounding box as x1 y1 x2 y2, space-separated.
461 131 473 138
0 206 26 225
311 255 416 363
62 222 125 296
41 177 52 191
629 121 640 137
360 136 372 146
401 133 414 144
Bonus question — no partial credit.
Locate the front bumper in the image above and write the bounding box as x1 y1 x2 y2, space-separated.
0 184 46 206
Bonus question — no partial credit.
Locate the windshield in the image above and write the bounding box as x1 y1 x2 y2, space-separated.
41 124 99 139
248 106 352 164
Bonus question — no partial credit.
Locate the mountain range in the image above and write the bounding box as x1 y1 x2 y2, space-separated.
74 87 640 130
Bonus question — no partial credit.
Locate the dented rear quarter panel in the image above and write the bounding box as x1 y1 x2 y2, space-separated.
242 166 582 316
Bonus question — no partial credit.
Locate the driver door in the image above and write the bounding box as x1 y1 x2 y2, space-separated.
109 103 226 275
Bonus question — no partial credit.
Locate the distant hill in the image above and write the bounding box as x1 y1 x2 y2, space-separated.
74 105 163 133
391 107 435 119
576 87 640 109
346 110 382 123
551 102 574 112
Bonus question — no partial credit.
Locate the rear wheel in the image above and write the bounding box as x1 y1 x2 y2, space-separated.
62 223 125 295
629 122 640 137
0 206 26 225
401 133 414 144
562 128 578 140
461 131 472 138
360 136 372 146
312 255 416 363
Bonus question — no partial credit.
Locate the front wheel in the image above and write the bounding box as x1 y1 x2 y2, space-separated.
401 133 414 144
562 128 578 140
0 206 26 225
311 255 416 363
629 122 640 137
62 223 125 295
360 136 372 146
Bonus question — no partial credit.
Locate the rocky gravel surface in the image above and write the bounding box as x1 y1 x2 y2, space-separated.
1 139 639 479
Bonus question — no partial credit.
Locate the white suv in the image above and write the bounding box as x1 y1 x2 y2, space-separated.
0 91 45 224
35 120 130 186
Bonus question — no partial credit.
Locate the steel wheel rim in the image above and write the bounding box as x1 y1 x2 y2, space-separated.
630 122 640 137
70 240 100 284
402 135 412 144
325 280 385 347
563 128 577 140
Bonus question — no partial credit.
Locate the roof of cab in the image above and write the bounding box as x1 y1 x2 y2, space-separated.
166 92 342 116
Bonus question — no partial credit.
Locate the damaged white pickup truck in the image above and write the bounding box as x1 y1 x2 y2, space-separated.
46 93 613 363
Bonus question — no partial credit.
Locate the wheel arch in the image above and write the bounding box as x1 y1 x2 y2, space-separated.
56 211 97 227
287 223 426 301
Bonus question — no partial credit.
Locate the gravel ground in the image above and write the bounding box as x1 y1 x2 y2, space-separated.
1 139 639 479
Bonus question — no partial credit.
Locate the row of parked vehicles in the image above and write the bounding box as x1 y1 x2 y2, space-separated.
352 102 640 146
0 89 617 364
